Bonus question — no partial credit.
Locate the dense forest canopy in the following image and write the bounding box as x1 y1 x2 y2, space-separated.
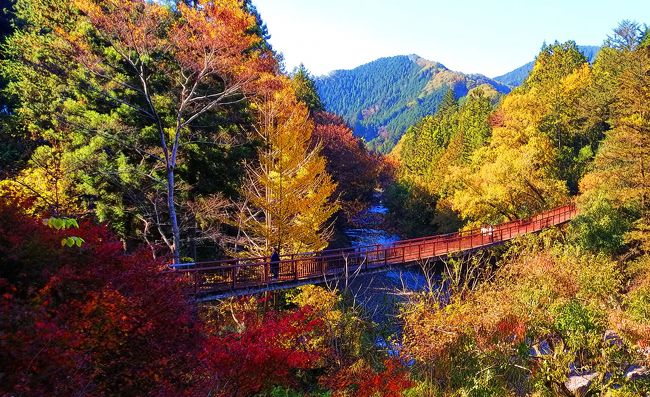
0 0 649 395
0 0 383 264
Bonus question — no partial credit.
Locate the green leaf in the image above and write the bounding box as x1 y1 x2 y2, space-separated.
60 236 85 248
51 218 65 230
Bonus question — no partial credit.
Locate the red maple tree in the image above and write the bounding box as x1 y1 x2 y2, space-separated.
0 200 199 396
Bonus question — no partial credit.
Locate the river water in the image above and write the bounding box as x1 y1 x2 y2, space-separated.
342 192 432 325
343 201 400 247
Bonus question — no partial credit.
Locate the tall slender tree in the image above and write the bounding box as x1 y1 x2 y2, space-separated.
581 39 650 250
291 64 323 113
235 79 338 256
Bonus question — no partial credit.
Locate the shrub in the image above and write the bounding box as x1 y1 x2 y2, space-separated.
321 358 412 397
198 305 327 397
624 285 650 324
572 251 622 308
553 300 605 352
570 195 629 255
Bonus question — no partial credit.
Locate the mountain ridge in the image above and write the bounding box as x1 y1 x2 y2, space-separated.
315 45 601 153
315 54 509 153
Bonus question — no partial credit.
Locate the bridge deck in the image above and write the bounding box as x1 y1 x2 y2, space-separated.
173 205 577 300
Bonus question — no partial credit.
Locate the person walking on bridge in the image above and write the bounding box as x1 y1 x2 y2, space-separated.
270 247 280 280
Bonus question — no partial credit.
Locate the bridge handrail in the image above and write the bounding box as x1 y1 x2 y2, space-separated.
168 201 576 295
172 204 577 297
172 204 576 270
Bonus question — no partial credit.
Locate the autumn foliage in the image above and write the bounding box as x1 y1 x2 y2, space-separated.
0 199 407 395
313 111 382 216
0 200 198 396
321 358 413 397
3 0 280 263
0 201 352 396
198 305 326 397
235 81 339 256
2 0 648 395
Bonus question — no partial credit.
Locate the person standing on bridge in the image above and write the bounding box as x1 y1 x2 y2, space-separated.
270 247 280 280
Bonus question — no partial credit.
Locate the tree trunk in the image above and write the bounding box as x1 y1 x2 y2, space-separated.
167 166 181 264
190 217 197 262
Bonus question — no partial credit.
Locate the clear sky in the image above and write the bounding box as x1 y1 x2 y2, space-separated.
253 0 649 77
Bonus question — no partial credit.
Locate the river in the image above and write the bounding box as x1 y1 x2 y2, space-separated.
342 192 432 326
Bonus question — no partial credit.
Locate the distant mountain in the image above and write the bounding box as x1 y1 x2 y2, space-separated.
315 55 510 153
493 45 601 87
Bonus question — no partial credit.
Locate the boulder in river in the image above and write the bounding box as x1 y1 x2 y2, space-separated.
625 365 650 381
564 371 598 396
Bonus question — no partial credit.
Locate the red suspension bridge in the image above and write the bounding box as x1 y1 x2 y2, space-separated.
173 204 577 300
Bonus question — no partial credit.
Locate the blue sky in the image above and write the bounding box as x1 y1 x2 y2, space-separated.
253 0 649 77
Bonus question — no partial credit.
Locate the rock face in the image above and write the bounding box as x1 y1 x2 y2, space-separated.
529 339 553 357
564 372 599 396
528 330 650 395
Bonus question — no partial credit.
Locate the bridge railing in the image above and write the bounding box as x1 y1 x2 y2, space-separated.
174 204 575 269
174 204 577 296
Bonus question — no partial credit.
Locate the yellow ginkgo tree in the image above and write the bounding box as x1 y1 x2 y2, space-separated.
234 79 339 257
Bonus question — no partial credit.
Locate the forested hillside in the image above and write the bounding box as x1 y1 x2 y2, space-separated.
0 0 383 263
385 25 650 395
388 37 647 238
315 55 510 153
